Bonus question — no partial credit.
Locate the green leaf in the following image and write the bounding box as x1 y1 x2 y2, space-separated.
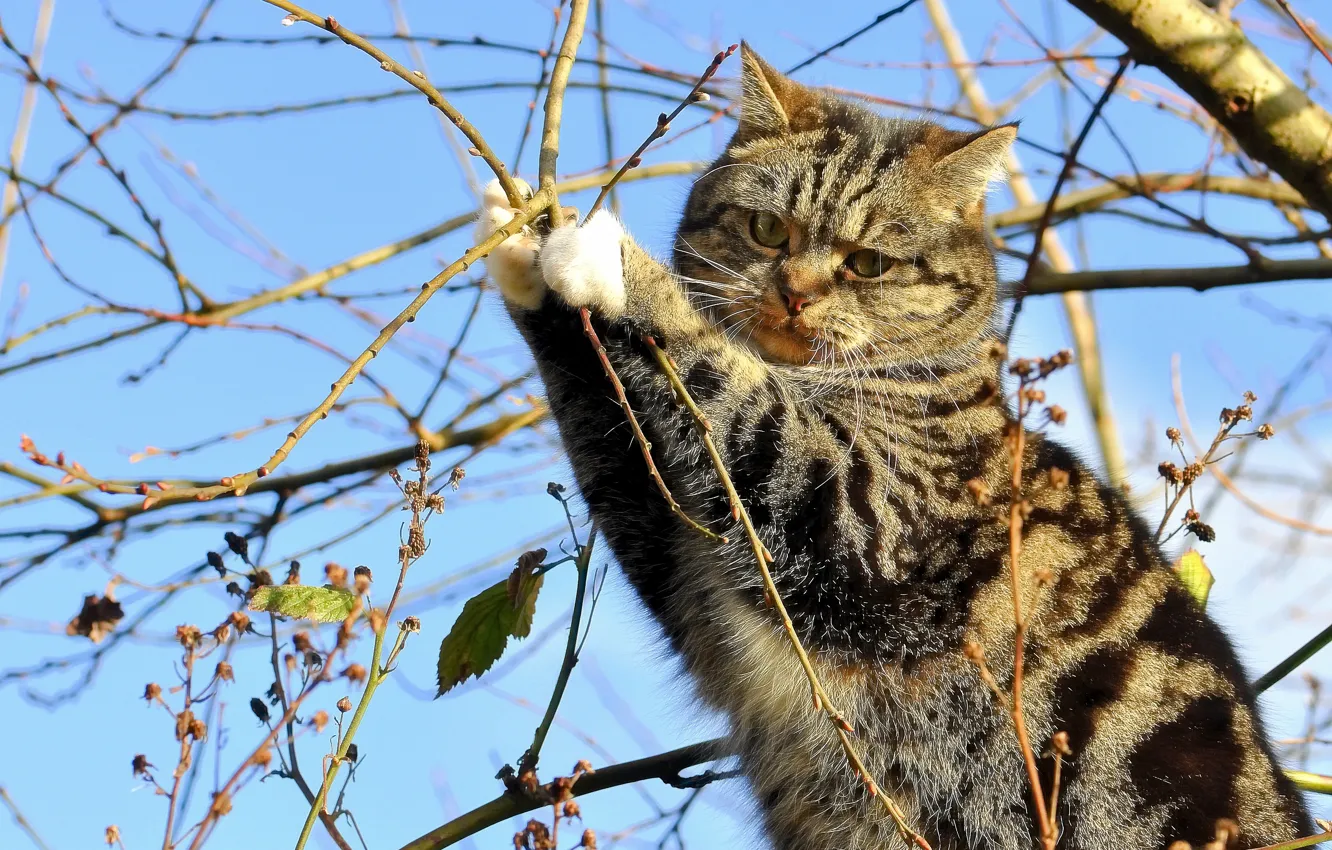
1173 549 1214 608
248 585 357 623
436 563 544 696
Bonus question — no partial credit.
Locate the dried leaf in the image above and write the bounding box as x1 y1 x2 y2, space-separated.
66 593 124 643
248 585 357 623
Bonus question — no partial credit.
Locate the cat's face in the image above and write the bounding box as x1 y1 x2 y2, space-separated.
675 45 1014 367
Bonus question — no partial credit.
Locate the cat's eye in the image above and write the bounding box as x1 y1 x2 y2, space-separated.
749 212 789 248
846 248 893 279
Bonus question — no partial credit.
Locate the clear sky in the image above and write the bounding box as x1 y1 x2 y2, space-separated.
2 1 1331 848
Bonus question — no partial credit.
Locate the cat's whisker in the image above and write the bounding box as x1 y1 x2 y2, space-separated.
675 236 764 291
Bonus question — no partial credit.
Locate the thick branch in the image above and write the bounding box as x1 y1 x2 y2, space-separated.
1064 0 1332 217
538 0 590 224
399 739 726 850
1027 256 1332 294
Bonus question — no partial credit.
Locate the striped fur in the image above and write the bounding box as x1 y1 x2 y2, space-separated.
484 43 1311 849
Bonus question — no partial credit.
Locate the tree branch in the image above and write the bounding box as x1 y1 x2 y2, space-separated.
1027 256 1332 294
1064 0 1332 218
399 739 727 850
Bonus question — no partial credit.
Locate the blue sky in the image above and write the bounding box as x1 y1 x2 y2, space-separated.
2 1 1331 848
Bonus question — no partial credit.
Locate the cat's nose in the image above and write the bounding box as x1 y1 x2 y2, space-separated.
780 286 818 316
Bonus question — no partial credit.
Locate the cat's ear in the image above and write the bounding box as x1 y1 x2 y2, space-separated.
931 123 1018 210
735 42 821 142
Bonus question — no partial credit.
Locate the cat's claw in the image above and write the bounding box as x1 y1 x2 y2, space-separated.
541 209 627 317
475 177 545 310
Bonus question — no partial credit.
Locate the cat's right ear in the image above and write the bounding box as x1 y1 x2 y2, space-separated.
930 123 1018 214
735 42 819 144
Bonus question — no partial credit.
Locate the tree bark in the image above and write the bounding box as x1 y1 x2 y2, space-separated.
1065 0 1332 218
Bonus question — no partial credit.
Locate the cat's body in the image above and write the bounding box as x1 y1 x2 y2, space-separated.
476 45 1312 849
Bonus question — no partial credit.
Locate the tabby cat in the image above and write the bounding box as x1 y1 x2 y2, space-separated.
474 43 1312 850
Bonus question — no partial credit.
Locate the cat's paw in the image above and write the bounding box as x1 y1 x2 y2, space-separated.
474 177 544 310
540 210 627 317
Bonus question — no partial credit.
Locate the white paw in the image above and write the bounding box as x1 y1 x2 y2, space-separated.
474 177 544 310
541 210 626 317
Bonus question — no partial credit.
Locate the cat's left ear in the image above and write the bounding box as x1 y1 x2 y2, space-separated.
932 123 1018 210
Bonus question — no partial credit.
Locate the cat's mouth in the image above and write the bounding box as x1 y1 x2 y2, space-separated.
712 301 846 365
748 310 828 364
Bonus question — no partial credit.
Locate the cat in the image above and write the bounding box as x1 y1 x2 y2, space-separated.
473 43 1312 850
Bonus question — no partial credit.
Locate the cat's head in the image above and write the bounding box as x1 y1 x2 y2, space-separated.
676 43 1014 367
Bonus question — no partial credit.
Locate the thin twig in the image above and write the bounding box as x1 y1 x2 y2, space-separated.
399 739 728 850
586 45 734 219
293 444 431 850
0 786 52 850
1255 622 1332 695
592 0 619 215
1271 0 1332 68
784 0 923 75
924 0 1127 485
1003 368 1054 849
1013 55 1130 331
1251 829 1332 850
513 3 564 171
517 525 598 775
578 314 723 541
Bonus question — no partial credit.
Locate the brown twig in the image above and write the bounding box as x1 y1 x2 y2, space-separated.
586 44 736 218
1012 55 1130 332
400 739 729 850
642 337 930 849
184 637 351 850
578 318 723 541
1000 355 1063 850
1271 0 1332 68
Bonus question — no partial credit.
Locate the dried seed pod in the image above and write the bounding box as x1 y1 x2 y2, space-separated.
341 664 367 686
354 566 372 595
